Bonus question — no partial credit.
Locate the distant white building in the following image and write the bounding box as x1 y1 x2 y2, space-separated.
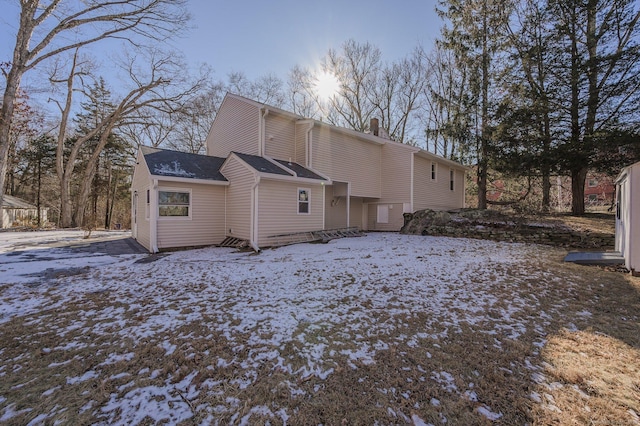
1 194 48 228
615 161 640 275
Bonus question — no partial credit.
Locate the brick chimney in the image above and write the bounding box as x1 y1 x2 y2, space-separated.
370 118 379 137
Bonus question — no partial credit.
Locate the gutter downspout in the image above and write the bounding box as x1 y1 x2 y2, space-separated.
250 175 261 252
150 179 159 253
259 108 270 157
305 122 314 168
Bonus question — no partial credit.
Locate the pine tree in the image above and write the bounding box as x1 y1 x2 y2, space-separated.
436 0 512 209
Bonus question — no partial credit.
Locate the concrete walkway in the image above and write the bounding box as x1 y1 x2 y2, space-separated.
59 236 148 256
564 251 624 265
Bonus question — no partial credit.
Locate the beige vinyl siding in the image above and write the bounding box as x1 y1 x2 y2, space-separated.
257 180 323 246
349 197 364 229
131 152 152 251
222 157 255 241
294 122 309 165
413 155 465 211
367 203 405 231
324 184 347 229
156 182 226 249
264 114 296 160
380 143 412 203
311 126 381 198
206 96 260 158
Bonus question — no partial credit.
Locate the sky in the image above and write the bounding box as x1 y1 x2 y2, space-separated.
0 0 443 86
182 0 442 80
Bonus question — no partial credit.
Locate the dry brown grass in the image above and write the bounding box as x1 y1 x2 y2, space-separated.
1 242 639 425
544 212 616 235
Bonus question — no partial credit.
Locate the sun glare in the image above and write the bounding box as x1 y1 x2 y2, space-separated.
314 71 340 101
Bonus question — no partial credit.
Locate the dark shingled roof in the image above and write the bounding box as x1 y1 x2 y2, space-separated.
233 152 293 176
274 159 326 180
144 148 227 181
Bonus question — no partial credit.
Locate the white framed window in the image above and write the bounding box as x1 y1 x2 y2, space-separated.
449 169 455 191
298 188 310 214
377 205 389 224
588 179 598 187
431 162 437 180
158 188 191 218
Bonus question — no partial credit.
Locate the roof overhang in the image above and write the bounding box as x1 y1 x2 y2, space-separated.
151 175 229 186
414 150 471 171
256 172 330 185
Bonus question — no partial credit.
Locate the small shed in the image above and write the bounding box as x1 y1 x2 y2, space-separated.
615 161 640 275
1 194 48 228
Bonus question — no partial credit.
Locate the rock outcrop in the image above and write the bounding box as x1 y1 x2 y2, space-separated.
400 209 614 249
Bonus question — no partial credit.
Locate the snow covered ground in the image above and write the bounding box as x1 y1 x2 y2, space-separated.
0 231 581 424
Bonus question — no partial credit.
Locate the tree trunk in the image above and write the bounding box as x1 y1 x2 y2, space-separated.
36 157 42 227
0 66 24 228
104 162 112 229
571 167 587 215
74 127 115 227
477 0 490 210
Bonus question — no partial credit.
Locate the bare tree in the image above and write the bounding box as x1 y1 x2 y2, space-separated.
227 71 286 107
287 65 322 119
0 0 189 225
50 49 200 227
165 81 226 154
323 40 381 132
371 48 427 144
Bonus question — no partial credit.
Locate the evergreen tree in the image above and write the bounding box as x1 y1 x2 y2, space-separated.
436 0 513 209
550 0 640 214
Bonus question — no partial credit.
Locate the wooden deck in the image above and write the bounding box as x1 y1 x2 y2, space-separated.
218 228 364 250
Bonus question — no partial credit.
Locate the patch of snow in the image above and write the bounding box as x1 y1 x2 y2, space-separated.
476 405 503 421
432 371 458 393
0 232 570 423
66 370 99 385
153 161 195 178
412 413 434 426
42 386 61 396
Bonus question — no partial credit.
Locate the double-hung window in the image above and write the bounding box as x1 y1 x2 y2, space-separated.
158 189 191 217
298 188 310 214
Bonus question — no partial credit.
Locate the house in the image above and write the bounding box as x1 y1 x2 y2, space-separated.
1 194 48 228
131 93 468 253
584 173 616 206
615 161 640 275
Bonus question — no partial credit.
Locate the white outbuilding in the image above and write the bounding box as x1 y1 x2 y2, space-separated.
615 161 640 276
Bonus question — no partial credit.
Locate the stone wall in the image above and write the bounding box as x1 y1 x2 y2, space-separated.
401 209 615 249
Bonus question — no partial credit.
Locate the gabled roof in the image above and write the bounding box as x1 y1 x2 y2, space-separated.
2 194 37 209
274 159 326 180
232 152 329 182
142 146 227 181
233 152 292 176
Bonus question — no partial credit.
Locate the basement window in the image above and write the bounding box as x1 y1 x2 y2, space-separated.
158 189 191 218
298 188 310 214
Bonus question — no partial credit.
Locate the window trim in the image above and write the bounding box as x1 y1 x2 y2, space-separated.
157 187 192 220
297 188 310 215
